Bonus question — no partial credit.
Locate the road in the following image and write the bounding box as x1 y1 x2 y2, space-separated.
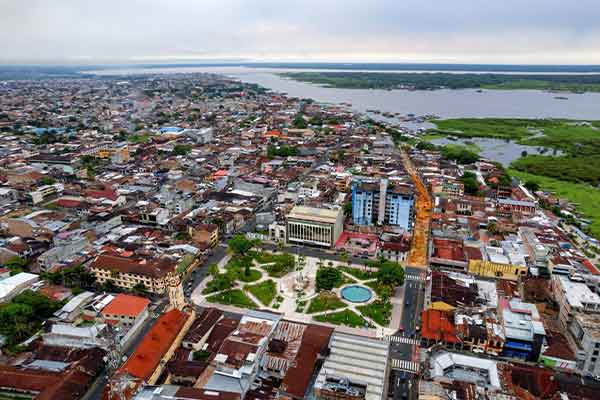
82 299 169 400
388 266 427 400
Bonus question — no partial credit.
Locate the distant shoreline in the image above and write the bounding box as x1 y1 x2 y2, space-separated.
279 71 600 93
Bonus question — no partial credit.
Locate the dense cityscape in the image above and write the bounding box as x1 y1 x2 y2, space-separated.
0 70 598 400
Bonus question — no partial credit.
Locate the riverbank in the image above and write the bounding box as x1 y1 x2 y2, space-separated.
508 169 600 239
281 71 600 93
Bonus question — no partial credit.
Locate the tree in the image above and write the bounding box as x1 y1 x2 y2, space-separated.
101 279 119 293
376 261 405 287
316 267 343 291
131 283 149 297
173 144 192 156
524 180 540 192
460 171 480 195
4 256 27 275
292 114 307 129
343 201 353 217
227 234 258 258
208 263 219 278
40 176 56 185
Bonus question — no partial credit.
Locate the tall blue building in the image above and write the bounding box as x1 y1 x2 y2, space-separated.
351 178 415 231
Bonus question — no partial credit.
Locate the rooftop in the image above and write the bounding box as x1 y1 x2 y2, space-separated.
101 293 151 318
287 205 341 224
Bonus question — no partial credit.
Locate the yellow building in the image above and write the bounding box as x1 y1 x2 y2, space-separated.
468 259 528 281
90 254 176 293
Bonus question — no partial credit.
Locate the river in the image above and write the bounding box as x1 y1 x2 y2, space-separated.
91 66 600 123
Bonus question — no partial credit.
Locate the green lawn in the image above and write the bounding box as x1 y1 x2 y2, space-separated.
307 292 347 314
357 301 392 326
206 289 257 309
509 169 600 239
314 309 370 328
245 280 277 306
238 269 262 282
340 266 376 280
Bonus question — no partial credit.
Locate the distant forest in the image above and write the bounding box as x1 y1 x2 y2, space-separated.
281 71 600 92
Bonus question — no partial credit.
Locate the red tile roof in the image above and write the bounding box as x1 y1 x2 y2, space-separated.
280 324 333 398
119 308 189 380
90 254 175 278
102 293 150 318
420 309 460 344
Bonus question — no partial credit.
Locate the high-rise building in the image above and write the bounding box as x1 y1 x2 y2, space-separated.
351 178 415 231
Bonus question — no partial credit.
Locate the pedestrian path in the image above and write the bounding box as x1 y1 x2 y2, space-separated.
405 273 426 282
384 335 419 345
390 359 419 372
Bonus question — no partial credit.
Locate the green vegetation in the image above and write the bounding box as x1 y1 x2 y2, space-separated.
509 169 600 239
307 292 346 314
238 269 262 282
460 171 481 195
127 133 152 143
254 252 296 277
41 265 96 290
441 144 479 164
314 309 370 328
3 257 28 275
282 72 600 92
228 234 259 257
206 289 257 309
511 155 600 186
375 260 405 287
193 350 211 361
316 267 343 291
245 280 277 306
429 118 600 155
340 266 376 280
173 144 192 156
203 271 235 294
0 290 62 349
292 114 307 129
357 301 392 326
267 144 299 158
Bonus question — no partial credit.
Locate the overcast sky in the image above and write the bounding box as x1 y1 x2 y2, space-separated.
1 0 599 64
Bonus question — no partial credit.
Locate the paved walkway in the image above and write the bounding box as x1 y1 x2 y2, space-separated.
192 253 400 337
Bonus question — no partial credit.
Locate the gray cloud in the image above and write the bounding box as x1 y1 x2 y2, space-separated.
0 0 599 64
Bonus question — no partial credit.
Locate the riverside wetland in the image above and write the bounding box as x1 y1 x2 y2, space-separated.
425 118 600 238
281 71 600 92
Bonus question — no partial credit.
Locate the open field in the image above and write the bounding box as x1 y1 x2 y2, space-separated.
509 169 600 239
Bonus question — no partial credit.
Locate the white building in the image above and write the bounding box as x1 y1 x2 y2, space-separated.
286 206 344 249
0 272 39 303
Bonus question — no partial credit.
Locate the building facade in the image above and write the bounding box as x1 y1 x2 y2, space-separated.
351 178 414 231
286 206 344 249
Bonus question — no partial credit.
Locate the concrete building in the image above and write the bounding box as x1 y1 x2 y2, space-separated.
28 183 64 205
569 314 600 375
101 293 150 327
53 291 95 322
551 275 600 330
352 178 414 231
0 272 39 303
43 323 106 349
314 332 390 400
498 298 546 361
286 206 344 249
90 254 177 294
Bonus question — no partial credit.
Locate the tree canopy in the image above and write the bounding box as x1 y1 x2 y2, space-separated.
316 267 343 291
